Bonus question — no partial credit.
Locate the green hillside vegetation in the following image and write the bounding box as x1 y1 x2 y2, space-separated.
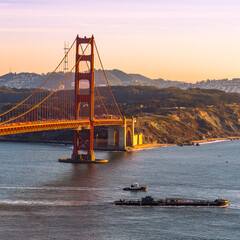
112 86 240 107
110 86 240 115
1 86 240 114
0 87 34 103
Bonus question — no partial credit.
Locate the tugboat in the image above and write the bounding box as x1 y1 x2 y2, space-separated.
114 196 229 207
123 182 147 192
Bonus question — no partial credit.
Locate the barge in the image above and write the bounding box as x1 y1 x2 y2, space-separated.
114 196 229 207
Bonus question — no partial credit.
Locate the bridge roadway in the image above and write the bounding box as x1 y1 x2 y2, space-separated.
0 118 132 136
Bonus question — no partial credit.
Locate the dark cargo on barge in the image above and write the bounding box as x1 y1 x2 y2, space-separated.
114 196 229 207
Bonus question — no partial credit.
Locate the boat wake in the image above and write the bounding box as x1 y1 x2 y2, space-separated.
0 199 114 207
0 186 120 191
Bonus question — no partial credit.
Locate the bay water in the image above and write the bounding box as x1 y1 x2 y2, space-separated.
0 140 239 239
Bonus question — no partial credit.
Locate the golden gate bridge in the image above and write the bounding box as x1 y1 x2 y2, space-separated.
0 35 135 163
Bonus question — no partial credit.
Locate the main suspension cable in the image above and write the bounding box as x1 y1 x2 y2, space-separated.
0 38 77 118
94 41 122 118
0 37 92 125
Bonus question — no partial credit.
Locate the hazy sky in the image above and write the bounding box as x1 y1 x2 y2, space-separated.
1 0 240 82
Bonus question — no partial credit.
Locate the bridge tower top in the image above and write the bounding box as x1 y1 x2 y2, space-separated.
74 35 95 121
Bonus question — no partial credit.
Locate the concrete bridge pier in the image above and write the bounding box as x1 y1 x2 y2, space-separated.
107 117 135 150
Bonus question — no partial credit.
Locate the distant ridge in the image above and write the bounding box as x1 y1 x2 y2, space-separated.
1 70 240 93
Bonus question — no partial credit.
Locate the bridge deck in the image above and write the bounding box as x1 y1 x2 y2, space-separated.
0 119 132 136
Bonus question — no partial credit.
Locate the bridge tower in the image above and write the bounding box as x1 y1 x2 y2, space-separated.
71 35 96 162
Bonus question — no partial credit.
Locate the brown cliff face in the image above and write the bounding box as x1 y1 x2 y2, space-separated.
135 105 240 144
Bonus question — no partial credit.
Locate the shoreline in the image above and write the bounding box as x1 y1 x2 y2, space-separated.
192 136 240 145
127 143 174 151
129 136 240 150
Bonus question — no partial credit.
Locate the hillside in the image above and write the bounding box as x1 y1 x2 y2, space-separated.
135 105 240 145
111 86 240 115
1 86 240 145
1 86 240 111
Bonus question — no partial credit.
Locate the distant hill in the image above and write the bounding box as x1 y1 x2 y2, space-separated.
1 70 240 93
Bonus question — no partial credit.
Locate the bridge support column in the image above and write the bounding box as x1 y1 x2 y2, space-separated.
71 126 96 162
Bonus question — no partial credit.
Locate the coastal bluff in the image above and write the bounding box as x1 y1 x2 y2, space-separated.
134 105 240 145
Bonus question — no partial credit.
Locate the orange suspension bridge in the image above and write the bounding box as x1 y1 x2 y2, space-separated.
0 35 134 163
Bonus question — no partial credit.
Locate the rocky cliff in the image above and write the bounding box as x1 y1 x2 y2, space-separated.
134 105 240 145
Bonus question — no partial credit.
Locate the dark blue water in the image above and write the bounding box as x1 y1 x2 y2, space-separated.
0 140 239 239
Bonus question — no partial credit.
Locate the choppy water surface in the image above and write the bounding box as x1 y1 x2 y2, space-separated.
0 140 239 239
